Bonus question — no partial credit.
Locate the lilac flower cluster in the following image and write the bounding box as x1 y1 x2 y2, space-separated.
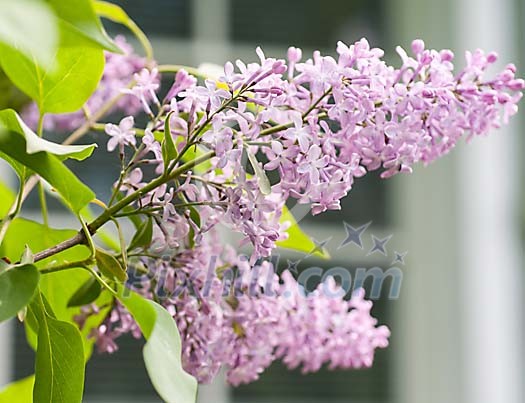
22 36 148 131
106 38 523 260
73 38 522 386
89 232 390 386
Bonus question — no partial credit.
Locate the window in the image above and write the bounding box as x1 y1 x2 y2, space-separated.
8 1 397 402
110 0 192 37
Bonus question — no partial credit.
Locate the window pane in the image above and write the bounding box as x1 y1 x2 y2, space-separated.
231 0 386 48
108 0 192 37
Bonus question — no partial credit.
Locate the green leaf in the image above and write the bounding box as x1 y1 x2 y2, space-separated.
67 277 102 307
186 206 201 249
0 0 58 68
0 264 39 322
0 375 35 403
119 290 198 403
0 218 89 268
0 180 15 218
0 109 96 160
246 148 271 195
0 25 104 114
0 153 26 182
173 123 213 175
30 292 85 403
128 217 153 251
188 206 201 228
276 205 330 259
0 110 96 212
95 248 127 282
94 1 132 25
46 0 121 53
0 218 109 357
20 245 34 264
162 111 178 171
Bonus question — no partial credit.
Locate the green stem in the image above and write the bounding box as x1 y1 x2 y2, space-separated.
172 201 228 208
33 151 215 263
157 64 209 81
128 20 154 62
87 266 118 297
111 218 128 269
12 177 25 217
0 173 27 245
79 216 96 257
91 151 214 230
30 83 330 263
37 114 49 227
167 95 237 173
40 258 94 275
302 87 332 119
108 171 126 208
258 112 328 137
113 207 162 218
37 114 44 136
38 183 49 227
97 4 153 62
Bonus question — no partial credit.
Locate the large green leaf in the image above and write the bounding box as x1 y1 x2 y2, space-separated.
276 205 330 258
0 111 96 212
0 375 35 403
0 180 15 218
0 109 96 160
162 112 178 171
0 264 39 322
30 292 85 403
0 0 58 68
47 0 120 53
0 24 104 114
0 218 110 357
95 248 127 282
119 290 198 403
67 277 102 308
246 148 271 195
0 218 88 268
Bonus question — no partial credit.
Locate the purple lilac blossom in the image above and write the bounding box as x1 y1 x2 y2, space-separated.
89 231 390 386
76 38 523 386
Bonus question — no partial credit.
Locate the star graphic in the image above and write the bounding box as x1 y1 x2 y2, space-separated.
285 258 301 274
367 234 393 256
306 237 332 258
339 221 371 249
392 250 408 265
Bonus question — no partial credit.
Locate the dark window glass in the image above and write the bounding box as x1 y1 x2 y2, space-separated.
107 0 192 37
231 0 386 49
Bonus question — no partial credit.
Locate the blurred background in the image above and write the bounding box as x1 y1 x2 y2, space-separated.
1 0 524 402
